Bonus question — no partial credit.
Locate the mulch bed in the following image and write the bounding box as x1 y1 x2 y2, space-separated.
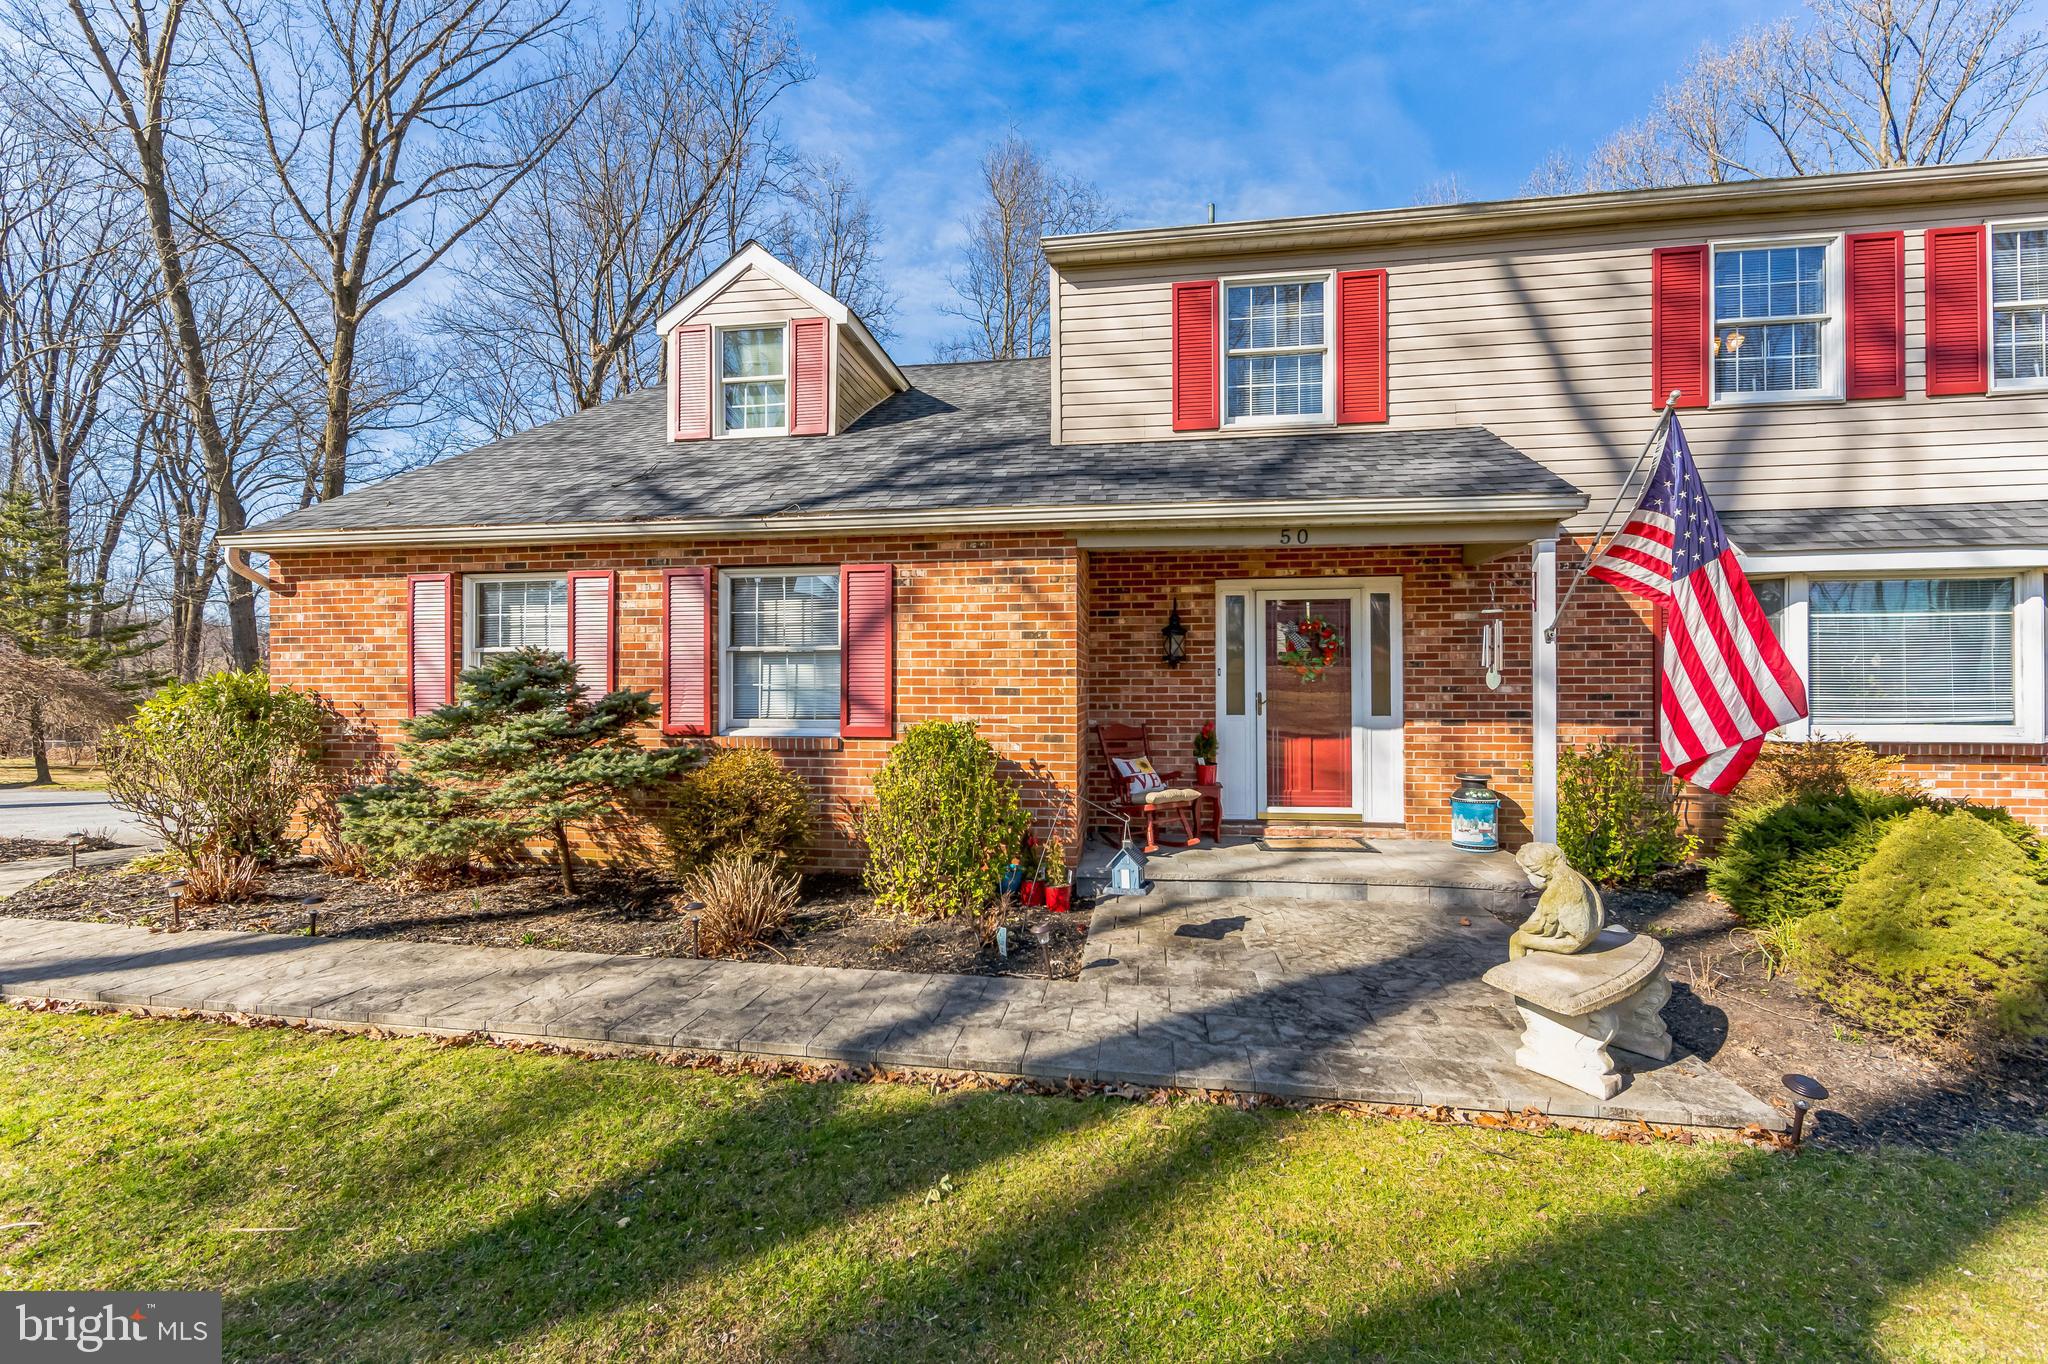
0 860 1087 979
1606 868 2047 1152
0 834 121 865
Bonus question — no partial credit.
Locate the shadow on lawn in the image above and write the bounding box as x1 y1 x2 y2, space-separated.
221 1062 2048 1363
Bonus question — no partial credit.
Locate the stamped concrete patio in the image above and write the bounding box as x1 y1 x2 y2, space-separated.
0 876 1780 1130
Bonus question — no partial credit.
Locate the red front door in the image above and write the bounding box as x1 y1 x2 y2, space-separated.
1263 596 1353 808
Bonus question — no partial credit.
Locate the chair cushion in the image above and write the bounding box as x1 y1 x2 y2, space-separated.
1111 756 1165 802
1134 787 1200 806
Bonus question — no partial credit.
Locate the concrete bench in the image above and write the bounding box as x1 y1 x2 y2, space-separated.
1481 925 1674 1099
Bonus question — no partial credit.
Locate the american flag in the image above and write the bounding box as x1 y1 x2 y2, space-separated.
1588 416 1807 794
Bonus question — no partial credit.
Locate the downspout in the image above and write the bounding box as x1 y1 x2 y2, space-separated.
226 545 291 596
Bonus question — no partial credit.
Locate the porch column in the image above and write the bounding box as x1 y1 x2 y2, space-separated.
1531 537 1558 843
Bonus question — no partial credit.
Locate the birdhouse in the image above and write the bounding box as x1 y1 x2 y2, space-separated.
1104 839 1148 897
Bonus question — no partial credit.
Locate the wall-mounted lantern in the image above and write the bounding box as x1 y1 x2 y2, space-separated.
1161 598 1188 667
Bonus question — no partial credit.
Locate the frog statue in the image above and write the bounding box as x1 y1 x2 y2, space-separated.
1508 842 1604 958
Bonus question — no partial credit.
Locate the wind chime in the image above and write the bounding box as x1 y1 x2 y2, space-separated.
1478 572 1505 691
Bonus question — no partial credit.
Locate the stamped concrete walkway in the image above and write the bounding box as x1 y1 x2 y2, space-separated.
0 898 1780 1131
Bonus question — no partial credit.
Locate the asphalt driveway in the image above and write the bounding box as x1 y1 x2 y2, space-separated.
0 789 152 845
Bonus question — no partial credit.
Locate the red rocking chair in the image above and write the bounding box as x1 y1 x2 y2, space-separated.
1094 722 1202 853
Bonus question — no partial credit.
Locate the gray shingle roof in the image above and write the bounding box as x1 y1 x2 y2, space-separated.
242 358 1583 539
1722 502 2048 552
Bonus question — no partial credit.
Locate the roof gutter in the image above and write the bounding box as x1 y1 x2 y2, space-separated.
1042 158 2048 268
220 490 1590 552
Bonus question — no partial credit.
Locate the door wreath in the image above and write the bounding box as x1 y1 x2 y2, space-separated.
1278 615 1346 682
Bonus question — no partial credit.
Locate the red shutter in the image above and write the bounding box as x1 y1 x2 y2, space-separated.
790 315 830 435
1334 268 1388 423
1171 280 1220 431
565 570 616 696
662 567 711 735
670 324 712 440
1650 244 1711 409
1925 225 1988 396
405 573 455 717
1844 231 1906 400
839 563 894 739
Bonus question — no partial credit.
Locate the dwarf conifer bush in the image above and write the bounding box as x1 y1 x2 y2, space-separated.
862 720 1027 919
103 671 326 863
340 649 692 891
1772 809 2048 1057
1554 742 1695 884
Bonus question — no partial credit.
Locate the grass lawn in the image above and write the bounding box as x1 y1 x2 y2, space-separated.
0 757 106 791
1 1010 2043 1363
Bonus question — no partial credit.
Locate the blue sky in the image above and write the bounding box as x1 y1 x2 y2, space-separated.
779 0 1790 360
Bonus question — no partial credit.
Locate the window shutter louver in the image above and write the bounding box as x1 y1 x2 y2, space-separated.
670 324 712 440
839 563 894 739
406 573 455 717
1925 225 1988 396
790 315 830 435
662 567 712 735
1845 231 1906 400
565 570 616 696
1650 244 1711 408
1171 280 1220 431
1334 268 1388 423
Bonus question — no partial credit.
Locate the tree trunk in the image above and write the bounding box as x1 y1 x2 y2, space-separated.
318 306 358 502
26 697 52 786
552 821 578 896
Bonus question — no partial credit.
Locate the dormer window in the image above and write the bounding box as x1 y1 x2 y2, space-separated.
719 325 787 434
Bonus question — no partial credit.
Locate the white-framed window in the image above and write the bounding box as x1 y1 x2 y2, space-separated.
1739 559 2045 744
717 324 787 435
1991 222 2048 391
466 573 566 667
1222 274 1332 426
1710 236 1843 404
719 569 839 735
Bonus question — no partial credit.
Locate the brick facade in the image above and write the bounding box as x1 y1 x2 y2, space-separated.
269 531 1083 870
266 527 2048 873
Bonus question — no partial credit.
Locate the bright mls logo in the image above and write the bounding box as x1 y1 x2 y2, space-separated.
3 1293 220 1362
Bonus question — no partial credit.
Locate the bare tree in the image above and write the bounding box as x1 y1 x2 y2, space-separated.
775 155 898 337
936 133 1117 362
1411 173 1470 206
1519 149 1585 198
12 0 264 667
1589 0 2048 187
431 0 809 437
201 0 604 501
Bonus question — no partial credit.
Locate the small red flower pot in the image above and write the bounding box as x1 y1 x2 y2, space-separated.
1045 884 1072 913
1021 880 1044 906
1194 763 1219 785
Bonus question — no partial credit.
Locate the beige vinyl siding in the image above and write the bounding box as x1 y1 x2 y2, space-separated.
1054 195 2048 523
683 265 816 327
837 341 893 431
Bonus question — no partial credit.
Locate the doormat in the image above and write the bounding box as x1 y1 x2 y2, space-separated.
1256 838 1374 852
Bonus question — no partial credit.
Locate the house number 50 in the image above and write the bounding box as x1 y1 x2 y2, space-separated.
1278 528 1311 545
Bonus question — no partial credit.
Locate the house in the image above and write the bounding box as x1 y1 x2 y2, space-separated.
227 158 2048 867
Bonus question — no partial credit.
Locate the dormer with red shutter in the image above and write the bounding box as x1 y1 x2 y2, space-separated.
655 242 908 442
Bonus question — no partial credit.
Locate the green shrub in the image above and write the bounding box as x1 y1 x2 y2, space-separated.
102 671 327 862
1712 787 2048 928
1772 809 2048 1056
1730 738 1915 810
861 720 1028 919
340 649 693 891
651 747 813 877
1554 742 1696 884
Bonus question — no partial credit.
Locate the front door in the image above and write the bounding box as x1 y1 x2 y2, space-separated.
1214 579 1403 823
1261 594 1354 809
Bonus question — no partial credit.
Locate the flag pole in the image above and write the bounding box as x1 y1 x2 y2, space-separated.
1543 389 1681 643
